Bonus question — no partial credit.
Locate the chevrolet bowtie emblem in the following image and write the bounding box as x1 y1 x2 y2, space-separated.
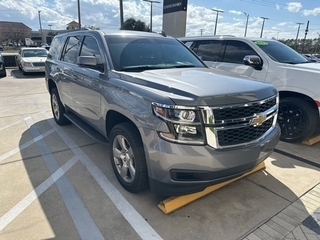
251 114 267 126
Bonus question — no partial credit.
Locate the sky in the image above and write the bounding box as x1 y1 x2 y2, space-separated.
0 0 319 40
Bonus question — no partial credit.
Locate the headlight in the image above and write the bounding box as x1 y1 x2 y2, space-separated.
23 62 33 67
152 103 204 144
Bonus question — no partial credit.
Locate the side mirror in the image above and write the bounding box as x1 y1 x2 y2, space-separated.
77 56 97 66
77 56 104 72
243 55 262 70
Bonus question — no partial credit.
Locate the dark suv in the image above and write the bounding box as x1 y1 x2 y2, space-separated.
45 29 280 196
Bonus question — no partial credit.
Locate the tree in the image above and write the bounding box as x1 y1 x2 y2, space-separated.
120 18 150 32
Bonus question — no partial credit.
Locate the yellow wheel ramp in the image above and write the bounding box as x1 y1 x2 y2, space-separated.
158 162 266 214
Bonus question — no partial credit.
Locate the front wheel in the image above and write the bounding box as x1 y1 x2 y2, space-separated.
50 88 70 125
278 97 318 143
109 122 148 193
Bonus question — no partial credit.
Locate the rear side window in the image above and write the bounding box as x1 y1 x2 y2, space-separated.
48 36 64 60
79 35 104 71
61 36 81 64
223 40 257 64
193 40 224 61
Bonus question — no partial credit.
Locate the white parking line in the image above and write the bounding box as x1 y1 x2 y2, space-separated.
23 114 104 239
35 102 163 240
0 155 79 231
0 105 23 114
0 119 25 131
0 128 55 163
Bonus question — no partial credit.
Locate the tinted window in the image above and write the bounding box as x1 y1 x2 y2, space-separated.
105 36 205 71
253 40 308 64
61 36 80 64
48 36 64 60
79 35 103 71
183 41 194 48
194 40 224 61
223 40 257 64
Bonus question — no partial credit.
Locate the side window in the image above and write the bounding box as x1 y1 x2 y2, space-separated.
61 36 81 64
48 36 64 60
79 35 104 71
193 40 224 61
223 40 257 64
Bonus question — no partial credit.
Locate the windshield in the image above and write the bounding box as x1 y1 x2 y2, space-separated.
105 36 205 71
253 40 308 64
22 49 48 58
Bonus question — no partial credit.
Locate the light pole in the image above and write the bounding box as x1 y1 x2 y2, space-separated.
119 0 124 28
212 9 224 35
38 11 43 44
143 0 160 32
200 29 204 36
77 0 81 28
294 22 304 50
260 17 268 38
48 24 52 31
244 12 249 37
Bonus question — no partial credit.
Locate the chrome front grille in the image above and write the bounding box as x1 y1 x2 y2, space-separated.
33 62 45 67
201 95 278 149
212 97 276 121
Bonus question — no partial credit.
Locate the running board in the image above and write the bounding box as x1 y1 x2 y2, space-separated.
64 112 109 145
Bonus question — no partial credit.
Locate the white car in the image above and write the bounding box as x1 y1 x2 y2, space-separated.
16 47 48 75
179 36 320 143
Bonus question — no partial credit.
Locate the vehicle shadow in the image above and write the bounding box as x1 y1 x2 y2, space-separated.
10 69 45 79
14 119 320 239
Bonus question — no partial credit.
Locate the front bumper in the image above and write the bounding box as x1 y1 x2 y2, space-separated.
22 66 45 73
144 124 281 196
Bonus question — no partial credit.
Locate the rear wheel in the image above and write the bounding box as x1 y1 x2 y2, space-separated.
278 97 318 143
50 88 70 125
109 122 148 193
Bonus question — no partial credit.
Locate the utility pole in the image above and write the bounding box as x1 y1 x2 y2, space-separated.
212 9 224 35
143 0 160 32
301 20 309 53
119 0 124 28
244 12 249 37
77 0 81 28
294 22 304 50
38 11 43 44
260 17 268 38
200 29 204 36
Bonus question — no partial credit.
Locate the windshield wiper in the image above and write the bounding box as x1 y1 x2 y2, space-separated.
170 64 196 68
119 65 167 72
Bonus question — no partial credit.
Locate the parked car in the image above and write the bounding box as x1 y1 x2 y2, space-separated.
179 36 320 143
302 54 320 63
0 53 6 78
0 46 4 51
45 29 280 196
41 44 50 50
16 47 48 75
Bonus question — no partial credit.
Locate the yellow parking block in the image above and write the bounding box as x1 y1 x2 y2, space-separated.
302 134 320 146
158 162 266 214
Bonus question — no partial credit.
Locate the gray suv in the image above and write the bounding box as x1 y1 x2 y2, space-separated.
45 29 280 196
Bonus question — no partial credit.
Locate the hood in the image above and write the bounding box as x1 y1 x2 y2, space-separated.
285 62 320 72
119 68 277 106
22 57 47 63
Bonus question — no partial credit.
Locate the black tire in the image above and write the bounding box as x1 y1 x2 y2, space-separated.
278 97 318 143
109 122 148 193
50 88 71 125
